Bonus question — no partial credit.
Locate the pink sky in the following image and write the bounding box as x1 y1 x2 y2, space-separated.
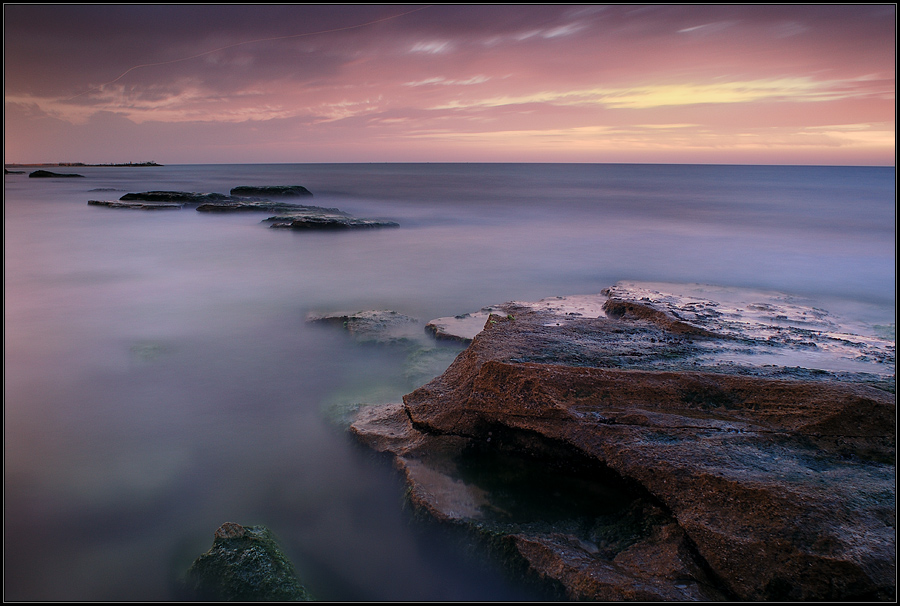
4 4 896 165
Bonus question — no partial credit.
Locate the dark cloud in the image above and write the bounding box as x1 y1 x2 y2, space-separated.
4 5 429 96
6 5 893 98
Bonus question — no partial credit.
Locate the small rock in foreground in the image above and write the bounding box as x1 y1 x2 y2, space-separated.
184 522 313 601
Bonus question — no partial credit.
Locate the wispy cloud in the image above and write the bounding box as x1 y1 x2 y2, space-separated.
404 75 490 87
409 40 453 54
432 76 892 112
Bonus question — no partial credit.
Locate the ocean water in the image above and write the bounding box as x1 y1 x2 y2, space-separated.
4 163 895 600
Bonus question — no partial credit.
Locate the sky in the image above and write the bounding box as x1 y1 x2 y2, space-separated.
3 4 896 165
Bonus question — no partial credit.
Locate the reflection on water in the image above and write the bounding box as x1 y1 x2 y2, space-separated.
4 163 895 600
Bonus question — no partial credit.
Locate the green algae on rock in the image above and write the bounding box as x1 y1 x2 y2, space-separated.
184 522 313 601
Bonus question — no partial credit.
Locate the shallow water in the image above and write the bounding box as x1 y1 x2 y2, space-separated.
4 163 895 600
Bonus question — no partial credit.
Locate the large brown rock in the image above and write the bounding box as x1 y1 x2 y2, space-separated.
351 286 895 601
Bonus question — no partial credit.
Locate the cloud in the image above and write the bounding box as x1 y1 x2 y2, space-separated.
430 76 891 112
409 40 453 54
404 76 490 87
677 21 738 35
3 5 894 164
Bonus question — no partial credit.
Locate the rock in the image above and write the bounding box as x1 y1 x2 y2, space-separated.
184 522 313 601
198 201 344 214
88 200 183 210
28 169 84 178
102 190 398 230
231 185 313 197
119 191 230 203
425 295 612 343
351 283 895 601
269 216 399 230
425 308 502 343
351 401 730 601
5 169 25 174
307 310 421 346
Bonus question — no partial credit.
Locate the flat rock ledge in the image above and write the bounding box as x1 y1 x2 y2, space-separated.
351 285 895 601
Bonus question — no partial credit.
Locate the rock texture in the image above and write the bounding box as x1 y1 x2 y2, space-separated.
270 215 400 230
306 310 422 346
196 201 331 213
351 284 895 601
93 188 399 228
119 191 230 203
184 522 313 601
88 200 183 210
29 169 84 178
230 185 313 197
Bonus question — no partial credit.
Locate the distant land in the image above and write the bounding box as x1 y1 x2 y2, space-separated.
5 161 163 167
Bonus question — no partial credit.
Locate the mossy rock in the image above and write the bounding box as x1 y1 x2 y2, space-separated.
185 522 313 601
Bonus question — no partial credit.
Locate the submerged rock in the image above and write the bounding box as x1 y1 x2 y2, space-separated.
29 169 84 178
184 522 313 601
231 185 313 197
351 283 896 601
307 310 421 346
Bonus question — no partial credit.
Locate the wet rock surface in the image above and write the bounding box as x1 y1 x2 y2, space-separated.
183 522 313 601
119 190 230 203
269 215 400 229
351 283 895 601
425 307 505 343
29 169 84 178
88 187 399 228
307 309 422 346
88 200 184 210
230 185 313 197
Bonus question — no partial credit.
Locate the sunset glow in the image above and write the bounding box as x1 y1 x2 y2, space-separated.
4 4 895 165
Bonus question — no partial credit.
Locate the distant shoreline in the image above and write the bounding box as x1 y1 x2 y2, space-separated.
5 161 163 167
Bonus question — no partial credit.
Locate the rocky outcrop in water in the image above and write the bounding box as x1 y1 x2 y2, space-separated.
194 201 328 213
270 216 400 230
119 191 230 203
351 284 896 601
183 522 313 601
88 185 399 230
29 169 84 178
88 200 184 210
90 190 400 228
231 185 313 197
307 310 422 346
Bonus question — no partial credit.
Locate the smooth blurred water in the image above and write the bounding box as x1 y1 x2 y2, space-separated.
4 163 895 600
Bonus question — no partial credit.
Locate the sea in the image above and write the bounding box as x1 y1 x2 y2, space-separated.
4 163 896 601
